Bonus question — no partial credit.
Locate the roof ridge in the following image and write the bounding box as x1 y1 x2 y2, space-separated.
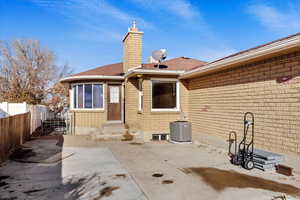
143 56 207 65
209 32 300 65
84 62 123 70
162 56 207 63
181 31 300 78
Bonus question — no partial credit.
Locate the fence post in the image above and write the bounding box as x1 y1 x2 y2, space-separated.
27 112 31 140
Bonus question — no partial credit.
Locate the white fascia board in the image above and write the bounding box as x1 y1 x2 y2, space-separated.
126 69 185 78
127 65 142 72
180 34 300 79
60 75 124 82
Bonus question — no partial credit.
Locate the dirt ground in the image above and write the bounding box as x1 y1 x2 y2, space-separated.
1 135 300 200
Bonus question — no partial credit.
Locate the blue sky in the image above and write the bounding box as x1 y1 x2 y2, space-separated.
1 0 300 73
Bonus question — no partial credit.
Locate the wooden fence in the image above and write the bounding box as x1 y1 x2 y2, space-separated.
0 112 31 163
0 102 49 134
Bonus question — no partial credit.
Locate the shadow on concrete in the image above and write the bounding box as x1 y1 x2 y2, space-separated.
0 135 97 200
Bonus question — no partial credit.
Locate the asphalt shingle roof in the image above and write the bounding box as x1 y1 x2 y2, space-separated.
71 62 124 77
70 57 207 77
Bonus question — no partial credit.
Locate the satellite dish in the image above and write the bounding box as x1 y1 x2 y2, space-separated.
152 49 167 63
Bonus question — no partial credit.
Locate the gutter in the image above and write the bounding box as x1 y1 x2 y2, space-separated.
125 69 185 78
180 34 300 79
60 69 184 83
60 75 124 82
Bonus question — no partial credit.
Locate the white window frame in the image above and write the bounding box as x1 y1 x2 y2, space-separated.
138 79 143 112
138 90 143 112
151 78 180 112
70 82 105 111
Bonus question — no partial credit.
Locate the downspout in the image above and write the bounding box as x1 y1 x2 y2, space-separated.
72 111 76 135
123 82 126 123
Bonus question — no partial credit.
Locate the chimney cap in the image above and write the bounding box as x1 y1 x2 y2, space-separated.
128 20 139 31
123 20 143 42
132 20 137 28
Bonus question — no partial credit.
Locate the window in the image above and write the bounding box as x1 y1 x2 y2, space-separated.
93 84 103 108
72 83 104 109
138 79 143 112
138 90 143 111
84 84 92 108
151 79 179 111
73 86 77 109
78 85 83 108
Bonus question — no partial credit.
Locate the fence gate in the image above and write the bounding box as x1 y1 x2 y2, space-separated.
41 111 74 135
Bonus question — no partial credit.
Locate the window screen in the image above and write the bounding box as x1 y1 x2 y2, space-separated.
152 81 177 109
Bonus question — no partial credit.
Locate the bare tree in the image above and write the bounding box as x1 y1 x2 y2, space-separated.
47 65 72 114
0 39 71 105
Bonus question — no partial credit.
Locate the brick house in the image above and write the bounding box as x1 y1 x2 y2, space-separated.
61 24 300 155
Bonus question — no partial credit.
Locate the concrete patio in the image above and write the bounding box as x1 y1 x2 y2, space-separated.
1 135 300 200
0 136 146 200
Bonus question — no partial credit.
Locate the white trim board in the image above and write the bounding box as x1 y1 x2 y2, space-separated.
61 75 124 82
150 78 180 112
70 82 105 111
126 69 185 79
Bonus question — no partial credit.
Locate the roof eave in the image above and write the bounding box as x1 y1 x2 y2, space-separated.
60 75 125 83
180 34 300 79
125 69 185 78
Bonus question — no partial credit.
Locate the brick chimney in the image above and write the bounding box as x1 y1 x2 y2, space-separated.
123 21 143 72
